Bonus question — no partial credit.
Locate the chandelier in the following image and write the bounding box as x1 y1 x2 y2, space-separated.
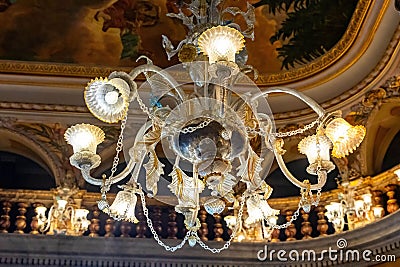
34 186 90 236
64 1 365 252
325 181 384 233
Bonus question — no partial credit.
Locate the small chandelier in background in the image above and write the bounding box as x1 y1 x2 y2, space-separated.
325 181 384 233
64 0 366 252
34 186 89 236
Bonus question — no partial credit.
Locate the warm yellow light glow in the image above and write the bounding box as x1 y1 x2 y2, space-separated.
372 206 384 218
361 193 372 205
64 123 105 154
354 199 365 211
325 118 366 158
298 135 331 161
394 168 400 181
57 199 68 210
35 206 47 216
75 208 89 219
197 26 245 63
109 189 138 223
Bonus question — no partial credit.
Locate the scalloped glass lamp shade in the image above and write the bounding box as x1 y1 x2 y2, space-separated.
75 208 89 220
197 25 245 63
325 202 343 221
394 168 400 180
325 118 366 158
84 77 131 123
56 199 68 210
298 134 334 174
245 195 280 225
109 189 139 223
64 123 105 154
35 206 47 217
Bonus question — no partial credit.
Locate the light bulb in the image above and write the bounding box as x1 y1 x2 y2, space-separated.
105 91 119 105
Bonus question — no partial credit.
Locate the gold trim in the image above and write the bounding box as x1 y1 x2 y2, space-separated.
256 0 372 85
0 0 372 83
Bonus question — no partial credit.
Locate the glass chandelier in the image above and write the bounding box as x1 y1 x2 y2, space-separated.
35 186 90 236
64 0 365 252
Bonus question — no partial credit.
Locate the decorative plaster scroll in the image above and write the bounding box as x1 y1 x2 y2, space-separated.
274 23 400 122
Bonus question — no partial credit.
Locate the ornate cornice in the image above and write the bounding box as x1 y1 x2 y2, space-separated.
0 0 372 86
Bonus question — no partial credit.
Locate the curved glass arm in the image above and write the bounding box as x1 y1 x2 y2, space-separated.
251 87 326 118
273 141 327 190
80 160 136 186
128 64 187 102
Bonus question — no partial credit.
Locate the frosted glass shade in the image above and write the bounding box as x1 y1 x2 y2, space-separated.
325 202 343 220
325 118 366 158
245 195 279 225
75 208 89 220
198 26 245 63
84 77 131 123
64 124 105 154
109 190 138 223
57 199 68 210
298 134 334 174
35 206 47 217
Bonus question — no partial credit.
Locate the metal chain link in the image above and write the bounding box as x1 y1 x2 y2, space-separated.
109 115 128 178
179 119 212 134
139 191 190 252
273 119 319 138
272 204 302 230
245 126 266 136
195 195 246 253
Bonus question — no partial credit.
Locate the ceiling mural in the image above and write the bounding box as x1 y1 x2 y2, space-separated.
0 0 359 76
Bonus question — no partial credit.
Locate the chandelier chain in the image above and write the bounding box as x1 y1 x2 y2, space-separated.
273 119 319 138
179 119 212 134
110 115 128 178
139 190 190 252
195 195 246 253
272 205 301 230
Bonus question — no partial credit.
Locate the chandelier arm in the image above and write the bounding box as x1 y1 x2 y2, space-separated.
273 147 327 190
128 64 187 102
251 87 326 118
41 206 53 233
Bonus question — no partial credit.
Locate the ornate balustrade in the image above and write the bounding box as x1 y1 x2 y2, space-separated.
0 166 398 242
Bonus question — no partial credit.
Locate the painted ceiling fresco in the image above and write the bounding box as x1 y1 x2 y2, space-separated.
0 0 358 75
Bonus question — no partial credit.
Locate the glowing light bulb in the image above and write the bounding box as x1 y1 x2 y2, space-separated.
105 91 119 105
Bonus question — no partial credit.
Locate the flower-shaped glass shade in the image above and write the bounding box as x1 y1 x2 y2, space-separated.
197 26 245 63
109 189 138 223
394 168 400 180
84 77 131 123
64 123 105 154
325 202 343 221
361 193 372 206
245 194 280 225
35 206 47 217
325 118 366 158
75 208 89 220
298 134 334 174
56 199 68 210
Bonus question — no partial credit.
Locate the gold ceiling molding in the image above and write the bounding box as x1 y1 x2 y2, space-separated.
256 0 372 85
0 102 88 113
0 0 371 83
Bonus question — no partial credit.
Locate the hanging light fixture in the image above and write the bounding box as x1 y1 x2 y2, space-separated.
64 0 365 252
35 186 89 236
